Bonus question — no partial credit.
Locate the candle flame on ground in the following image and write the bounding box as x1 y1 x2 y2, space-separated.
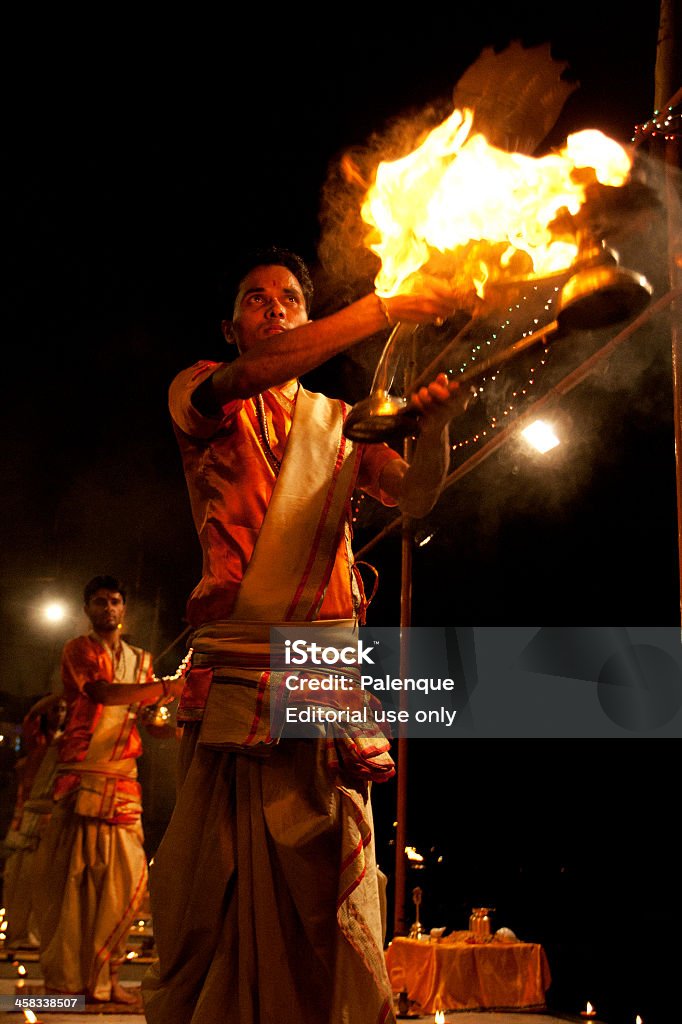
23 1012 38 1023
435 1013 445 1023
361 106 632 302
586 1002 595 1014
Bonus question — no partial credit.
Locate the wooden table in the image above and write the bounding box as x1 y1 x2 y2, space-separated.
384 934 552 1014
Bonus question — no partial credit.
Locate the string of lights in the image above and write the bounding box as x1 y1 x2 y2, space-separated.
631 90 682 145
447 285 559 452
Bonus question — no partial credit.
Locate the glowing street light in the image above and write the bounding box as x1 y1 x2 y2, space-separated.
42 601 69 624
521 419 560 454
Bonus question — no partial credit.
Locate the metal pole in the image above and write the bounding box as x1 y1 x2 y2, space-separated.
152 624 192 670
392 516 411 938
654 0 682 621
393 331 418 938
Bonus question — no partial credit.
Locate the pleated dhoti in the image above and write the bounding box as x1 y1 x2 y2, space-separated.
142 724 395 1024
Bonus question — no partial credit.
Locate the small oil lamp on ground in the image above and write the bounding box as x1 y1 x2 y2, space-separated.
15 963 27 994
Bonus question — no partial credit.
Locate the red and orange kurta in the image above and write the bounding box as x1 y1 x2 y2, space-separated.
34 634 153 1001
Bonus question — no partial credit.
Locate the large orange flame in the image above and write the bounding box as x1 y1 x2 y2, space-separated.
361 107 632 302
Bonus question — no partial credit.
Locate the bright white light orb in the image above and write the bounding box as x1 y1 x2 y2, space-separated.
43 601 68 623
521 419 560 454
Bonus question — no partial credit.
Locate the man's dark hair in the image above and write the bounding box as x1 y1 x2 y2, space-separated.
83 575 127 604
227 246 314 314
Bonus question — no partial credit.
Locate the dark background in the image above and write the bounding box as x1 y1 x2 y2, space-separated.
1 6 680 1023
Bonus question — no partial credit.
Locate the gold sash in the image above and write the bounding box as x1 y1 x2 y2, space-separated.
232 387 360 622
58 759 141 822
196 619 356 751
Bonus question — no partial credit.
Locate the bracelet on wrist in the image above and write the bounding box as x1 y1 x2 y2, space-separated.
375 292 395 329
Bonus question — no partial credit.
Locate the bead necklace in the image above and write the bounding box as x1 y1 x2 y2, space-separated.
253 383 300 474
253 394 282 474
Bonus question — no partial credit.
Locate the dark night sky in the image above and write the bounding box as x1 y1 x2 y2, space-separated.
1 8 680 1021
2 6 676 662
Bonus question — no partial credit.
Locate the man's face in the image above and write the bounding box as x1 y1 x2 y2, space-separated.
85 589 126 634
227 264 309 353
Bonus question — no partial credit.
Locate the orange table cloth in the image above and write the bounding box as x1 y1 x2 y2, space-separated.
384 935 552 1014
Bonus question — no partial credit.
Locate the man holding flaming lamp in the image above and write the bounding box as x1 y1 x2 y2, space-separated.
142 246 467 1024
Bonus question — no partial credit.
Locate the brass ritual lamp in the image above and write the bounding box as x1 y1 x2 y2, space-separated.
343 226 653 445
